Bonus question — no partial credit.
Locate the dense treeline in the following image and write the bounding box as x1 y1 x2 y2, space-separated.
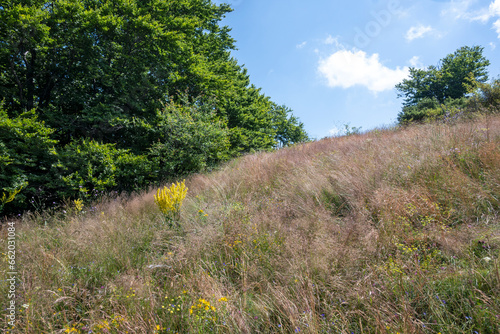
395 45 499 124
0 0 308 215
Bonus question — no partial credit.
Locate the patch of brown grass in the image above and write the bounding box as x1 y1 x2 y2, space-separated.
2 115 500 333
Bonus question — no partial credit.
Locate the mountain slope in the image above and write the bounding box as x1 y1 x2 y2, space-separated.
1 115 500 333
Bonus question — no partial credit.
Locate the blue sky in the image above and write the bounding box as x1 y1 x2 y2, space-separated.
214 0 500 139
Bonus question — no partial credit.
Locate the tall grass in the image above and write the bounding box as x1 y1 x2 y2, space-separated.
1 115 499 333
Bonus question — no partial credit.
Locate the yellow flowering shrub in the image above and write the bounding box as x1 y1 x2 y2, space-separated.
0 187 22 205
154 180 188 226
73 198 84 212
0 186 23 213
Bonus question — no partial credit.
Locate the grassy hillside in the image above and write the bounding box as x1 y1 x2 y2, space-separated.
1 115 500 333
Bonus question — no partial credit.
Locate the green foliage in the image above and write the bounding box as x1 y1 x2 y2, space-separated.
397 97 441 123
60 140 119 195
467 78 500 113
271 103 309 147
396 46 489 107
1 0 227 123
396 46 490 124
439 46 490 99
343 123 362 136
114 153 154 192
0 0 306 153
0 107 58 214
397 97 468 124
0 0 308 216
112 96 231 177
150 99 231 176
59 139 153 200
224 86 278 153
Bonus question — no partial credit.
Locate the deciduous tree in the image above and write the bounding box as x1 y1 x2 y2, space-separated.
396 46 489 107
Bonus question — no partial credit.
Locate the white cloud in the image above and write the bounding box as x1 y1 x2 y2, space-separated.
492 0 500 15
409 56 424 68
324 35 337 45
328 126 342 136
482 0 500 37
472 8 495 22
444 0 500 37
494 19 500 36
323 35 348 50
318 50 409 93
480 0 500 21
490 41 497 49
296 41 307 49
487 0 500 37
442 0 479 20
405 25 434 41
324 35 344 48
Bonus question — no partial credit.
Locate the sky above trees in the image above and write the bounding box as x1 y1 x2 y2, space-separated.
215 0 500 138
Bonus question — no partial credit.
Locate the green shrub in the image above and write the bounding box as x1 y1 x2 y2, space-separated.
0 97 230 215
468 78 500 112
0 108 59 214
110 97 230 178
59 139 151 200
398 98 441 124
398 97 468 124
146 100 230 177
115 153 154 191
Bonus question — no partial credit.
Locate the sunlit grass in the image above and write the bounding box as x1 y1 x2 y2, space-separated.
1 115 499 333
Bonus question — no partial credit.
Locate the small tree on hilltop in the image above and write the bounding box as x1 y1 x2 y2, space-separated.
395 46 490 123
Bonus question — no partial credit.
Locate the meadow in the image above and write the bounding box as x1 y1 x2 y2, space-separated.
1 114 499 333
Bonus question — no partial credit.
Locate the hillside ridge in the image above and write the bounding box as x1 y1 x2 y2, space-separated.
1 115 499 333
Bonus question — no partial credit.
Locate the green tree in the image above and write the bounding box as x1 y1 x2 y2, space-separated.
1 0 306 152
396 97 468 124
109 94 230 176
0 107 59 213
270 103 309 147
0 0 236 140
396 46 490 107
439 46 490 100
0 0 308 215
145 98 231 177
467 78 500 112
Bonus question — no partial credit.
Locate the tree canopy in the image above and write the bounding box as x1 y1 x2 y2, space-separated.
0 0 308 215
395 46 490 107
395 46 491 124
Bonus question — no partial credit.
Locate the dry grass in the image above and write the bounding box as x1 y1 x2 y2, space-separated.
1 115 500 333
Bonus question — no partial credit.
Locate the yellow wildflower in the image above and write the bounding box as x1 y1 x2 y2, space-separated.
154 180 188 222
73 198 83 212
